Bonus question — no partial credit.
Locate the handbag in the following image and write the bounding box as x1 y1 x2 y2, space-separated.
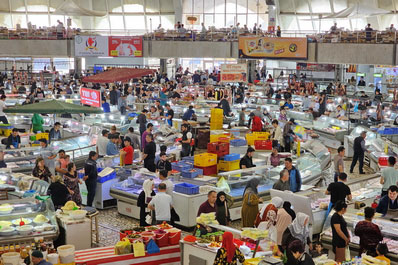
147 239 160 254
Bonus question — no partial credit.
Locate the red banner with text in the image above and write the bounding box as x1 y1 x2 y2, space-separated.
80 87 101 108
108 36 143 57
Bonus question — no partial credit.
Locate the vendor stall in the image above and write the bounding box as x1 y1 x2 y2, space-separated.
313 116 351 149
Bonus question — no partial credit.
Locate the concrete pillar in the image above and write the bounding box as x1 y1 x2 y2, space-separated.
247 60 256 83
160 58 167 74
74 57 82 74
173 0 183 25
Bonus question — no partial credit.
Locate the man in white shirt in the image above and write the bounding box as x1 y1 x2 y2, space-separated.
126 92 135 108
148 183 173 224
96 130 109 157
0 95 9 124
159 170 173 196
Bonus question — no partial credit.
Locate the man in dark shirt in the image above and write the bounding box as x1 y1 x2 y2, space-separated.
240 147 256 169
6 128 21 149
350 131 369 174
137 109 148 137
83 151 98 207
197 190 217 216
142 133 156 172
165 104 174 127
326 173 352 209
273 169 290 191
376 185 398 217
156 152 172 174
358 76 366 87
220 95 232 116
182 105 195 120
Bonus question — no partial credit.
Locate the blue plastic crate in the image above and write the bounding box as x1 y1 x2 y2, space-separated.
171 162 194 172
128 112 138 117
97 170 117 183
181 168 203 178
230 129 240 137
382 128 395 135
97 167 103 173
182 156 195 163
230 139 247 147
174 183 199 194
223 153 240 161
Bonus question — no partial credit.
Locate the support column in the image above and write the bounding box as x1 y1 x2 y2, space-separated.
173 0 183 24
247 60 256 83
159 58 167 74
74 57 82 75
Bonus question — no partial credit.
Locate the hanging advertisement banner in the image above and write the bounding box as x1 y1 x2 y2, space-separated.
74 36 108 57
108 36 143 57
80 87 101 108
220 64 247 83
238 37 308 59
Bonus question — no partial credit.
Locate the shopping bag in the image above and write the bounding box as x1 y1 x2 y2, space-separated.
114 238 132 255
146 239 160 254
133 241 146 257
345 246 351 261
216 177 231 194
145 213 152 225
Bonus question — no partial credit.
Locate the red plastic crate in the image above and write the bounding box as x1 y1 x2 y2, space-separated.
254 140 272 150
379 157 389 166
195 165 218 176
207 142 230 157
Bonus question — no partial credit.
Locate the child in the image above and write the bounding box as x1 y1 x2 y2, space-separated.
376 243 390 265
311 241 327 258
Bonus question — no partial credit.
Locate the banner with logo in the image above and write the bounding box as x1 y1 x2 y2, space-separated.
220 64 247 83
297 63 335 72
74 36 108 57
238 37 307 59
108 36 143 57
80 87 101 107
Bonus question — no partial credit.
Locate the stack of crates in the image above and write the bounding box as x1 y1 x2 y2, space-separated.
253 132 272 150
36 132 49 141
210 108 223 130
246 133 256 146
207 142 229 158
218 153 240 172
210 131 231 143
194 153 218 176
0 124 14 137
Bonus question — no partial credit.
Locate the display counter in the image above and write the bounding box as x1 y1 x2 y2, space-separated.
74 245 181 265
313 116 351 148
0 197 59 245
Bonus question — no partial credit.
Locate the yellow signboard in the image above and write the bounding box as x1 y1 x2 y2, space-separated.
238 37 308 59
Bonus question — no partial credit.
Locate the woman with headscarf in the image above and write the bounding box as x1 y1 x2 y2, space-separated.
256 197 283 242
275 201 295 246
213 231 245 265
255 197 283 227
241 178 262 227
283 201 296 220
137 179 156 226
281 212 312 265
47 175 71 210
216 191 231 226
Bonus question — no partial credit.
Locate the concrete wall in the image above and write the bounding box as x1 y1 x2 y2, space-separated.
0 40 69 57
0 39 397 66
316 43 395 65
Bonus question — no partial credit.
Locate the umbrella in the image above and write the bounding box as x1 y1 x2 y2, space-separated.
82 68 156 83
4 100 103 114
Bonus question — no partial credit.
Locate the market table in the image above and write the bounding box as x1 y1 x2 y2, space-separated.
74 245 181 265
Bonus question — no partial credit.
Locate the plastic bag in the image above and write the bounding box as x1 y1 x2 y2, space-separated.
216 177 231 194
345 246 350 261
132 241 145 257
146 239 160 254
114 238 132 255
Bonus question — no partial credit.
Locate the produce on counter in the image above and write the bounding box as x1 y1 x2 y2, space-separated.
12 218 31 226
0 203 13 214
0 221 12 227
196 212 219 225
183 235 197 243
362 254 388 265
241 228 269 240
62 201 79 211
33 214 49 223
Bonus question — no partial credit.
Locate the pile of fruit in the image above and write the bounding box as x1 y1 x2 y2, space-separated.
241 228 269 240
196 212 219 225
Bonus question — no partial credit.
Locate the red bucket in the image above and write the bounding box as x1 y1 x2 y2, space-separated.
155 231 169 247
119 230 133 240
166 228 181 245
141 232 155 246
379 156 388 166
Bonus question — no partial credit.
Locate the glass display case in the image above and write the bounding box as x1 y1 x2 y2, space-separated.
287 110 314 129
0 197 59 244
313 115 351 143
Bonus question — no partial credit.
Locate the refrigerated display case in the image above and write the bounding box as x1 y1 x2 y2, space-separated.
0 197 59 245
313 116 351 148
286 110 314 129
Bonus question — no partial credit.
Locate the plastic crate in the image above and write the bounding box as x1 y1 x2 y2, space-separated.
379 156 389 166
254 140 272 150
230 139 247 147
0 124 13 129
194 153 218 167
195 165 218 176
181 156 194 163
230 129 240 137
102 102 110 113
210 134 224 143
246 134 255 146
174 183 200 194
171 161 194 172
97 170 117 183
381 128 395 135
36 132 49 141
253 131 270 140
218 160 240 171
223 153 240 161
218 137 230 143
181 168 203 178
207 142 229 153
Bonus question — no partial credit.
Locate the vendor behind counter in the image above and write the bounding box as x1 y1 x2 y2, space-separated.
376 185 398 218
